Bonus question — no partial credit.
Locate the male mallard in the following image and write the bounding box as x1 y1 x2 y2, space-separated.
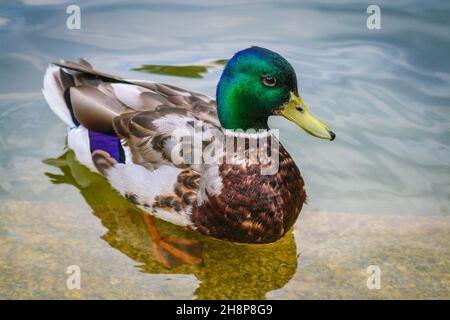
43 47 334 263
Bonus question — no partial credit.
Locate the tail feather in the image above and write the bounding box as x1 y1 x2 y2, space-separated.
42 65 76 127
53 60 127 84
42 59 133 171
42 59 129 133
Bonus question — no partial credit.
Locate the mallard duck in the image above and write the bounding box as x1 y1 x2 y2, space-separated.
43 47 334 264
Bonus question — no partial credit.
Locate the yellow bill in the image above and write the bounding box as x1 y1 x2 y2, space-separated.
278 92 335 141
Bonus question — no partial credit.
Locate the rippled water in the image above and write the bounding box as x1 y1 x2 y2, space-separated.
0 0 449 299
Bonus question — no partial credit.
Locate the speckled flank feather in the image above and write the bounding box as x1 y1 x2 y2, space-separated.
101 159 194 227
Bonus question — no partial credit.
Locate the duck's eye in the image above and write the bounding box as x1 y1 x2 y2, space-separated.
296 105 304 113
262 75 277 87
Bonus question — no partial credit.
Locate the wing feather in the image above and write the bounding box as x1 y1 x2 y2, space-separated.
51 59 221 169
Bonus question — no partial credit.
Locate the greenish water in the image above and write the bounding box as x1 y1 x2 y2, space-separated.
0 0 449 299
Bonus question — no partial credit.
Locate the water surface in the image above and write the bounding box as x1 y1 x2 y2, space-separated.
0 0 449 299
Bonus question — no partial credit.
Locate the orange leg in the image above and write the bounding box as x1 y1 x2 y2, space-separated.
143 214 202 268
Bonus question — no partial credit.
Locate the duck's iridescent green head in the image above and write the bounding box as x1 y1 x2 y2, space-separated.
217 47 296 130
216 46 335 140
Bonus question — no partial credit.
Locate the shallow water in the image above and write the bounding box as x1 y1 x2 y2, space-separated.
0 0 449 299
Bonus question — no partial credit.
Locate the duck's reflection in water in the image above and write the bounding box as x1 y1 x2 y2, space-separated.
44 150 298 299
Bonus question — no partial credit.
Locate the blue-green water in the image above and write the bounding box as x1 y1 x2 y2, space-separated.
0 0 449 299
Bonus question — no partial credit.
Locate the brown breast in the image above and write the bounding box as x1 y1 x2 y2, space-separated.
192 145 306 244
